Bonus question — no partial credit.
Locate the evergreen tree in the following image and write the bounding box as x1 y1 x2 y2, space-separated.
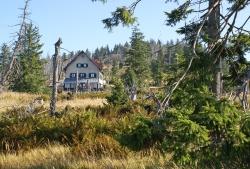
0 43 11 73
11 23 46 93
106 78 129 106
126 27 151 87
85 49 92 58
122 68 137 89
151 46 164 86
111 59 119 77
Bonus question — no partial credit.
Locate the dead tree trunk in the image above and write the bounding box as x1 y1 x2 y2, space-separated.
50 38 62 116
0 0 30 91
208 0 221 99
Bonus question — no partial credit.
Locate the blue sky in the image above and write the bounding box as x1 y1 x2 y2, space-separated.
0 0 249 58
1 0 180 56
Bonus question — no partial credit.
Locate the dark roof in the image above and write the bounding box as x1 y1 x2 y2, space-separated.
64 51 101 71
64 78 76 83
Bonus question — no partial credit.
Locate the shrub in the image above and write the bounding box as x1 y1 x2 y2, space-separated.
117 116 164 151
106 78 129 106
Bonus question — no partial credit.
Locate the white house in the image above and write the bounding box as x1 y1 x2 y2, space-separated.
63 51 105 92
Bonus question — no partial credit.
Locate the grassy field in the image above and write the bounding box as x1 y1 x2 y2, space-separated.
0 92 249 169
0 92 173 169
0 92 106 113
0 145 176 169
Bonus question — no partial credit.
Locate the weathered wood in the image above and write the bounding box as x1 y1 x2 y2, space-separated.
0 0 30 89
50 38 62 116
232 79 249 111
75 70 79 93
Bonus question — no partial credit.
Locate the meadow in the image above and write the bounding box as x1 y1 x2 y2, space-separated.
0 92 249 169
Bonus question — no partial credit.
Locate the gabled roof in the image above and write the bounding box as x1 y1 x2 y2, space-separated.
64 51 101 71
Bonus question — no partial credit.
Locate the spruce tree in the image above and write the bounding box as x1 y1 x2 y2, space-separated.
106 78 129 106
151 44 164 86
0 43 11 74
12 23 46 93
126 27 151 88
111 59 119 77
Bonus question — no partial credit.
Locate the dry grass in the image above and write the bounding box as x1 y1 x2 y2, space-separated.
0 92 38 112
0 145 72 169
55 98 106 109
0 92 106 113
0 145 176 169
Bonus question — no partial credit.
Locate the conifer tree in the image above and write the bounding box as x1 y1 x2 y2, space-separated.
151 44 165 86
111 59 119 77
94 0 250 99
0 43 11 74
11 23 46 93
106 78 129 106
126 27 151 88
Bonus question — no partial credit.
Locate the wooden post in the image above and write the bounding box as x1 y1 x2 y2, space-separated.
50 38 62 116
76 70 79 93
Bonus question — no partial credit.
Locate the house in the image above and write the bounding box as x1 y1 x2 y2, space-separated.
63 51 105 92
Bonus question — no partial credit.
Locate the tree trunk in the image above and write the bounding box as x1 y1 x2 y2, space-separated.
208 0 221 99
50 38 62 116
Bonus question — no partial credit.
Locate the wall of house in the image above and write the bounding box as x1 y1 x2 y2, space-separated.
65 54 101 80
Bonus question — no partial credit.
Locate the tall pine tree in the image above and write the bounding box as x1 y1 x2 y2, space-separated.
12 23 46 93
151 42 165 86
126 27 151 88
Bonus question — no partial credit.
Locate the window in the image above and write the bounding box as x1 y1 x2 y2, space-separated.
89 73 96 78
64 83 70 88
76 63 81 68
70 73 76 78
70 83 75 88
81 63 88 68
79 73 86 78
76 63 88 68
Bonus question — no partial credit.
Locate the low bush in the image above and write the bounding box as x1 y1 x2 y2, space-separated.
0 90 249 168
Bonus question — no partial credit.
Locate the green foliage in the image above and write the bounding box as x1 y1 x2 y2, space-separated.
117 116 164 151
118 117 153 150
111 59 119 77
151 47 164 86
126 27 151 88
165 1 193 26
122 68 137 88
102 7 136 30
58 91 109 101
11 23 47 93
223 33 250 89
106 78 129 106
0 43 11 73
160 88 248 166
0 93 249 168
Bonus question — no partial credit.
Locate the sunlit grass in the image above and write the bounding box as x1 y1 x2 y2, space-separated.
0 92 38 112
0 145 175 169
0 92 106 113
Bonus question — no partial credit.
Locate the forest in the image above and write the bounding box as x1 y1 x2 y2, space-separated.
0 0 250 168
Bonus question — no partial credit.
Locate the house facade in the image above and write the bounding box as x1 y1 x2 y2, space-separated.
63 51 105 92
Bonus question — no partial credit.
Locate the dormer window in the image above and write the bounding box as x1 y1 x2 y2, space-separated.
76 63 81 68
70 73 76 78
82 63 88 68
76 63 88 68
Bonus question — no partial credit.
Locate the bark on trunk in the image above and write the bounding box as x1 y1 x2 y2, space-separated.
208 0 221 99
50 38 62 116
